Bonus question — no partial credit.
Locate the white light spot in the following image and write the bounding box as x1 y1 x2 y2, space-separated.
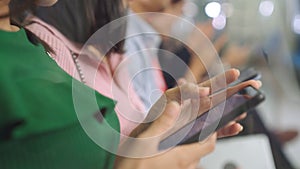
293 15 300 34
259 0 274 17
212 14 226 30
205 2 221 18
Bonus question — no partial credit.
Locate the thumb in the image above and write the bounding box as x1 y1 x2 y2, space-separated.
165 83 210 104
141 101 181 139
173 133 217 164
118 102 181 157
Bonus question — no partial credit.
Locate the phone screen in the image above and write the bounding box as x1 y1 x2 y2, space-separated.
159 86 264 150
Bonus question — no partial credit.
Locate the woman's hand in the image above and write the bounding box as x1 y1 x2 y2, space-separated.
115 102 217 169
134 68 261 139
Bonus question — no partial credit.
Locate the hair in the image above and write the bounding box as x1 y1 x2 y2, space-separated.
6 0 55 53
34 0 126 54
0 0 32 22
0 0 30 19
171 0 182 4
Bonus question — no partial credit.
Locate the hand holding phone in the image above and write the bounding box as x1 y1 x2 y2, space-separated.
159 85 265 150
229 68 261 87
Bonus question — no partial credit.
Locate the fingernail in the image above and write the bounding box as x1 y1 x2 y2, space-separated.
256 80 262 87
233 68 240 77
239 124 244 132
200 87 210 96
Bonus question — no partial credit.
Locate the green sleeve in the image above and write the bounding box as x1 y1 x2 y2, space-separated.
0 29 120 169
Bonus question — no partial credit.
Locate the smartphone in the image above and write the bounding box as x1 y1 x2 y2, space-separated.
229 68 261 87
158 86 265 150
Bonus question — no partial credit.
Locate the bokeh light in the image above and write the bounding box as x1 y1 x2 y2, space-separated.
212 14 226 30
259 0 274 17
293 14 300 34
205 2 221 18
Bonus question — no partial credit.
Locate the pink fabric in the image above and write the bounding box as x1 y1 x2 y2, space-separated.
152 58 167 92
26 17 146 140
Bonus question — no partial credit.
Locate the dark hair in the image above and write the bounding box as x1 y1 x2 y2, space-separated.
34 0 126 54
171 0 183 4
6 0 34 22
8 0 55 53
0 0 32 18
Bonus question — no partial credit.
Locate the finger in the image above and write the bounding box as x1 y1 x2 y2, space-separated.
217 123 243 138
174 133 217 164
141 101 181 139
217 112 247 138
120 102 181 157
212 80 262 104
181 96 214 125
177 78 187 86
165 83 210 103
227 80 262 96
235 112 247 121
200 69 240 93
256 80 263 88
238 80 262 89
197 81 259 121
195 96 212 117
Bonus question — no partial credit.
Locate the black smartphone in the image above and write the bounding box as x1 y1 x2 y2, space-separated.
229 68 261 87
158 86 265 150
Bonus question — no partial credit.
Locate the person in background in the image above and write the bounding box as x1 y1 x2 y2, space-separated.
124 0 297 168
157 1 297 168
124 0 171 112
124 0 241 106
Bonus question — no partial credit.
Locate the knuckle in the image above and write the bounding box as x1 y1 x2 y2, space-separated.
177 157 189 168
208 142 216 152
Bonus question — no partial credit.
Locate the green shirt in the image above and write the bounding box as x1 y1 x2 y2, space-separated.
0 28 120 169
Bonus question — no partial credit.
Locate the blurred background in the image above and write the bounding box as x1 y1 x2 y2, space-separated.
172 0 300 168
